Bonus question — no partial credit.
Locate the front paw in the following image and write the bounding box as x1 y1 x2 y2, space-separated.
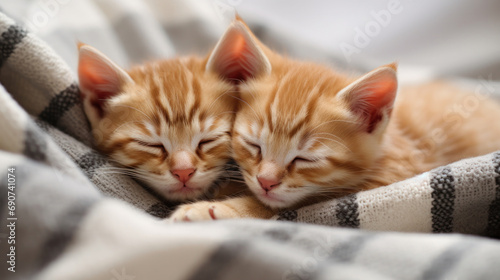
169 201 240 222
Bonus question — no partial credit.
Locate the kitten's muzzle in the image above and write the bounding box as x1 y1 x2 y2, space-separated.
171 168 196 183
257 176 281 192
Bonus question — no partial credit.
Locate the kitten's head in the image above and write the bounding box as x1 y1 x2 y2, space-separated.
225 19 398 208
78 43 238 201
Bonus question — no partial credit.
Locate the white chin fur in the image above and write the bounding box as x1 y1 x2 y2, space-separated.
163 187 206 201
142 176 212 201
257 194 294 209
142 167 223 201
247 182 302 209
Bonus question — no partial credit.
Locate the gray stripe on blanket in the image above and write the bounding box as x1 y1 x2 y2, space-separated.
298 233 375 280
76 152 108 178
38 83 80 128
420 240 476 280
0 24 27 67
430 167 455 233
329 234 374 263
486 152 500 238
39 197 96 267
336 194 360 228
188 241 249 280
0 161 100 275
0 170 10 218
146 202 174 219
23 122 47 162
277 209 298 221
75 152 176 218
262 227 296 242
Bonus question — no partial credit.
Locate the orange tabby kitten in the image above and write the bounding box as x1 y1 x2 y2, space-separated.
169 18 500 221
78 43 238 201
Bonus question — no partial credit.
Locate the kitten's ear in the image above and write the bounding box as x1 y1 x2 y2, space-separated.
206 17 271 82
78 43 133 124
337 63 398 133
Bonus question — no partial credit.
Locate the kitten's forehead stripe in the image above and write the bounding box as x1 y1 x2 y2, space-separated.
150 66 171 124
289 84 322 138
188 75 201 123
264 70 326 138
204 117 215 132
136 122 152 137
265 76 282 132
145 118 159 138
106 137 133 152
157 62 189 124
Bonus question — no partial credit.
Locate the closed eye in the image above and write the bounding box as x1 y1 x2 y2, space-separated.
293 157 317 164
136 140 164 149
244 140 261 153
198 138 216 149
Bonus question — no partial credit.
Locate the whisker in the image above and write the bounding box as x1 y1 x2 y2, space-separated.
312 137 352 152
241 86 257 102
114 104 156 124
310 132 345 142
207 89 238 113
310 119 362 133
112 121 146 135
314 140 337 154
211 111 237 118
229 95 261 121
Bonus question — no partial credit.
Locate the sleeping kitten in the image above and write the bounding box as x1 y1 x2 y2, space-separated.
78 43 237 201
169 18 500 221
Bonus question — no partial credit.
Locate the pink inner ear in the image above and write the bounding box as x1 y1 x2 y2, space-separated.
79 62 115 117
351 77 397 133
222 33 254 81
78 49 125 117
79 63 114 98
362 80 397 109
207 22 270 83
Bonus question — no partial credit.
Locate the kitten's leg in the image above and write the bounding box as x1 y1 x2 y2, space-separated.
169 196 276 222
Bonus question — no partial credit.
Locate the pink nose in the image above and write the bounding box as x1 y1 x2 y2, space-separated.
257 176 281 192
171 168 196 183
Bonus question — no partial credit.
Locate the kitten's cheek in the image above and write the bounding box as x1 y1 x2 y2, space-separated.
242 173 260 191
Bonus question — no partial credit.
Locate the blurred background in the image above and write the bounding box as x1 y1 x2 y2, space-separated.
237 0 500 82
1 0 499 85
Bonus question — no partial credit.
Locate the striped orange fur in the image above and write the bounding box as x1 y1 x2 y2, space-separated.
78 44 237 201
228 18 500 209
168 17 500 221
